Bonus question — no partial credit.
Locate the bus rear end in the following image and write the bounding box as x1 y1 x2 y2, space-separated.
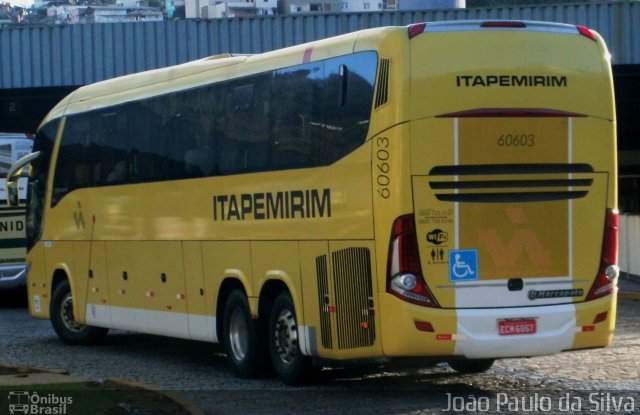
0 133 33 291
380 21 617 364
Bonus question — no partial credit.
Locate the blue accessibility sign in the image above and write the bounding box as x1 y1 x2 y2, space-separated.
448 249 479 282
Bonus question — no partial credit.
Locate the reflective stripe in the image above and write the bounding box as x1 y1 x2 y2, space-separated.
85 303 217 342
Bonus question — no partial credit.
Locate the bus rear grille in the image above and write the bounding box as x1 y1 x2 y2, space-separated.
429 163 594 176
428 163 594 203
316 254 333 350
332 247 375 350
433 191 588 203
375 58 390 108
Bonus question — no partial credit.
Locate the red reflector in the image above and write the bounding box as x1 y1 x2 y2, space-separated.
576 25 597 42
408 23 427 39
414 321 434 332
481 21 526 28
436 334 452 341
303 47 313 64
593 311 608 324
582 325 596 332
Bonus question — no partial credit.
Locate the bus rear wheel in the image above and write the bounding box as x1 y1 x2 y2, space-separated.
223 290 269 378
269 291 314 385
448 358 495 374
50 280 108 345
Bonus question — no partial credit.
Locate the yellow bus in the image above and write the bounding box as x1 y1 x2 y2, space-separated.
16 20 618 385
0 133 33 291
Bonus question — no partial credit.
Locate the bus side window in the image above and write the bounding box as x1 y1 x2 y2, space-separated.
217 75 272 173
137 100 168 183
52 115 93 204
322 52 377 163
218 88 245 172
185 86 220 178
271 63 322 169
182 117 216 178
234 84 253 111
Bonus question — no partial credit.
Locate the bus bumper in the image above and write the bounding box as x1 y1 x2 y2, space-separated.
0 264 26 290
379 292 616 358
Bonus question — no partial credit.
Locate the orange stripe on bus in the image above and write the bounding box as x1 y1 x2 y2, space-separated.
303 47 313 63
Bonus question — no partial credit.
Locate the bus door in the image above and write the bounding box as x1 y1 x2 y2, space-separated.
106 241 189 338
84 241 111 327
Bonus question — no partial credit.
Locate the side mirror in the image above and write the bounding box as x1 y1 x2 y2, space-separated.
7 180 18 207
6 151 40 207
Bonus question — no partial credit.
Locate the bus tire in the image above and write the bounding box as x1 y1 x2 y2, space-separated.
50 280 108 345
269 291 314 385
223 290 269 378
448 358 495 374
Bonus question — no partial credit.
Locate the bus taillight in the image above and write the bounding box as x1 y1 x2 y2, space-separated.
576 25 597 42
387 214 440 307
408 23 427 39
587 209 619 300
480 21 526 28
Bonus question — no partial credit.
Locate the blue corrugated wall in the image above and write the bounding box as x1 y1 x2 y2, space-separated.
1 1 639 89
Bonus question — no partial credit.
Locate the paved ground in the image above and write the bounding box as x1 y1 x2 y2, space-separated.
0 282 638 414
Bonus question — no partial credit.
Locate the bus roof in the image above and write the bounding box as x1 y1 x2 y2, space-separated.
42 28 371 126
39 20 610 128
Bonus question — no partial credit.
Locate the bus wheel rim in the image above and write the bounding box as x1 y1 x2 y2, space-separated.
229 308 248 361
274 309 297 365
61 293 83 333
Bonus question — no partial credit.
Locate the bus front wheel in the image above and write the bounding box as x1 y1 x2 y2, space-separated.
50 280 108 345
269 291 314 385
223 290 269 378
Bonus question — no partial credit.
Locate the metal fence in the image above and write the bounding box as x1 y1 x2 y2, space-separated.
1 1 639 89
620 214 640 279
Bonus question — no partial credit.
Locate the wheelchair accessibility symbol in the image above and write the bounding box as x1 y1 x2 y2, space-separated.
448 249 479 282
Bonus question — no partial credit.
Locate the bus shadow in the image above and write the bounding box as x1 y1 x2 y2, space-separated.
65 330 496 390
0 286 28 308
315 360 483 388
